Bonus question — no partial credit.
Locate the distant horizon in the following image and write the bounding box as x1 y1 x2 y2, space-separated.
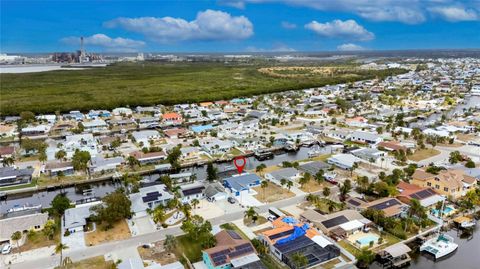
3 48 480 56
2 1 479 53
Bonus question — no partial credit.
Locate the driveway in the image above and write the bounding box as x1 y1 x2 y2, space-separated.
128 216 156 236
237 190 263 207
62 230 86 251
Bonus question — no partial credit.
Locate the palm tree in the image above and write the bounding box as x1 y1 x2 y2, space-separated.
181 203 192 221
2 156 15 167
163 234 177 253
152 206 166 224
11 231 22 254
191 199 200 211
256 164 266 176
351 162 358 176
322 186 330 198
326 199 337 213
127 156 140 170
261 180 269 200
286 180 293 191
244 207 259 223
280 178 287 193
55 243 69 267
339 180 352 201
299 173 311 189
314 170 325 185
291 252 308 269
55 150 67 162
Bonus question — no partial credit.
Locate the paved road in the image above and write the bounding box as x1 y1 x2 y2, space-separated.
7 190 320 269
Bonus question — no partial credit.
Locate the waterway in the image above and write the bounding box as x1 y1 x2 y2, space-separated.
407 225 480 269
0 145 333 213
410 95 480 128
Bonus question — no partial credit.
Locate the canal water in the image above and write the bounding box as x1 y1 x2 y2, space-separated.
407 225 480 269
1 145 333 213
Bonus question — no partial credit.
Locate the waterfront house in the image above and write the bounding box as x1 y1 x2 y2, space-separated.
360 198 409 218
180 182 205 204
223 173 261 196
259 216 340 269
129 151 166 165
411 169 477 200
205 182 228 202
396 181 445 208
129 185 174 217
0 167 34 187
300 209 370 236
45 161 74 177
0 211 49 246
348 130 382 144
89 156 124 174
264 168 301 184
327 154 361 170
63 201 102 233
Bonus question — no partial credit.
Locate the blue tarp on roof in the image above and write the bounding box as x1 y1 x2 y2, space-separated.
282 217 298 225
191 124 213 133
276 224 309 245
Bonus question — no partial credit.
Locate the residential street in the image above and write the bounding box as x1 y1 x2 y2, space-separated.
5 190 318 269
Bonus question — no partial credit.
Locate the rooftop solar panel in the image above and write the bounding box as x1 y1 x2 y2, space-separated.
182 187 205 196
146 191 159 196
348 199 361 206
227 230 242 240
370 199 400 210
142 195 159 203
321 215 349 229
268 229 294 240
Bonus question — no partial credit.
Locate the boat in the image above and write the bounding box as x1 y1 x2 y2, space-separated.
419 233 458 259
7 204 42 213
420 200 458 259
254 149 274 161
307 145 322 158
453 216 477 229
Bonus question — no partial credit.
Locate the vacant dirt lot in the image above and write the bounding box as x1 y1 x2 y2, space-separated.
85 220 131 246
408 148 441 161
253 184 295 203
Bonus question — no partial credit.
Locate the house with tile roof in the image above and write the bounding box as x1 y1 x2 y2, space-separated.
396 181 445 207
360 198 409 218
258 216 340 269
202 230 261 269
411 169 477 200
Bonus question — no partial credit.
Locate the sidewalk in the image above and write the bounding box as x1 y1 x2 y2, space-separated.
3 246 55 267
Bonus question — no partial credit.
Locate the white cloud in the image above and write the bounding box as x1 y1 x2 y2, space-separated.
104 9 253 43
245 44 296 52
337 43 366 51
221 0 426 24
61 34 145 52
305 19 374 41
429 6 478 21
281 21 297 29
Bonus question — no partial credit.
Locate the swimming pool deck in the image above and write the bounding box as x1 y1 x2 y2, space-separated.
347 231 381 249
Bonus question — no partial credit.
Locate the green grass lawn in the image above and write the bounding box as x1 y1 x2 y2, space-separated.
0 62 406 115
0 179 37 191
174 234 204 263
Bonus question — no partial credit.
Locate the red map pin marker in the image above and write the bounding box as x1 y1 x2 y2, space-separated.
233 156 246 174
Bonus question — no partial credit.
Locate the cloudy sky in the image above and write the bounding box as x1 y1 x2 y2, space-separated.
1 0 479 53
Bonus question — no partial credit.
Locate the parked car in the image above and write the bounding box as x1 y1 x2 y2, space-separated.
227 197 236 204
1 244 11 255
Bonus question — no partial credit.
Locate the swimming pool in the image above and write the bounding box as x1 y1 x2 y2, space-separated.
356 234 379 247
431 206 455 217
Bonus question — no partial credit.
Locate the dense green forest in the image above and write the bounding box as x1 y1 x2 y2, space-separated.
0 62 407 115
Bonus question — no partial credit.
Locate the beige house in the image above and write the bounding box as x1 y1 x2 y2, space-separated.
0 212 49 245
411 169 477 200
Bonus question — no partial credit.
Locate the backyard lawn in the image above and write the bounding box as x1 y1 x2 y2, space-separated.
54 256 114 269
300 180 330 193
408 148 441 161
253 183 295 203
173 234 204 263
85 220 131 246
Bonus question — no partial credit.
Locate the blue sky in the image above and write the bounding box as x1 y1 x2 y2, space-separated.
1 0 479 53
